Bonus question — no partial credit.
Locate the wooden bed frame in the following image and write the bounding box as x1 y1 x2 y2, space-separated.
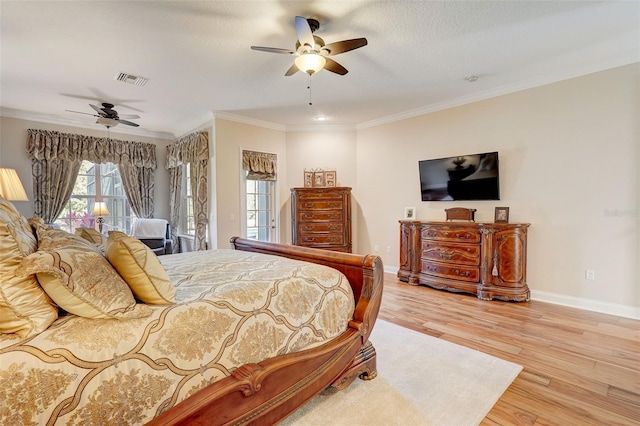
147 237 384 426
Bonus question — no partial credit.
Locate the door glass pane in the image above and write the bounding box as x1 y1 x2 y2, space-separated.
245 176 275 242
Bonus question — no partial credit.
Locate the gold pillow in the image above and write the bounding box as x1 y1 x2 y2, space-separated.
34 224 103 254
0 197 57 339
75 227 105 246
106 231 176 304
17 246 152 320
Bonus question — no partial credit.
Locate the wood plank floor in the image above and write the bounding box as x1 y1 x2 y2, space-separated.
378 274 640 426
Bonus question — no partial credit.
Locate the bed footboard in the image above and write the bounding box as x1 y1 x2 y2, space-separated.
147 238 383 426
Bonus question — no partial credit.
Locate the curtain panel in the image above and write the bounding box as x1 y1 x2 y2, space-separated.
166 131 209 251
242 150 277 181
27 129 158 220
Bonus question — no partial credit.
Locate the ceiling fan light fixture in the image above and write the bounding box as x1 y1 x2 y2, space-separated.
295 53 326 75
96 117 119 128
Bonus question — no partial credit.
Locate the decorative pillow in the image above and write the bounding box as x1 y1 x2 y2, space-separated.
75 227 105 245
17 245 153 320
33 222 104 255
106 231 176 304
0 197 58 339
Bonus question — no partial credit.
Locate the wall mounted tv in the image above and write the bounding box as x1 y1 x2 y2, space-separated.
418 151 500 201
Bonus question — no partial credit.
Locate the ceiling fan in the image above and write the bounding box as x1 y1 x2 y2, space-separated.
251 16 367 76
66 102 140 128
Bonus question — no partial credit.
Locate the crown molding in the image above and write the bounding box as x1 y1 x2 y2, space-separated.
213 111 286 131
357 58 639 130
172 111 216 139
3 59 637 137
0 107 175 140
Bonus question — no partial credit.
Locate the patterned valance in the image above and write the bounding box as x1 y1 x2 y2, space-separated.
27 129 157 169
242 150 277 181
166 131 209 169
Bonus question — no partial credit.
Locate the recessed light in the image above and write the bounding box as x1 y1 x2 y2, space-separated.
315 115 328 121
465 75 479 82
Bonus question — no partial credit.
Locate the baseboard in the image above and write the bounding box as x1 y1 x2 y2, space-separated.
384 265 640 320
531 290 640 320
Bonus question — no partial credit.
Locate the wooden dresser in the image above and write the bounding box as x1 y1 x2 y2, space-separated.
291 187 352 253
398 220 530 301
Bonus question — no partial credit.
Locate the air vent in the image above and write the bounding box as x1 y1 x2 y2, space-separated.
114 72 148 86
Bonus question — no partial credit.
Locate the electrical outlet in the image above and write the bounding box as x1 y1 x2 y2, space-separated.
386 246 391 254
374 245 379 252
585 270 595 280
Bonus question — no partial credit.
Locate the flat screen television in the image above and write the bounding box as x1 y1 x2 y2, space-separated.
418 151 500 201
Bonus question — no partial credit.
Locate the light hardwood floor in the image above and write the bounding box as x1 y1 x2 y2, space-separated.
378 274 640 426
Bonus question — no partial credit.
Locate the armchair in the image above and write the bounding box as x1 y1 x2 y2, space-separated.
130 218 172 255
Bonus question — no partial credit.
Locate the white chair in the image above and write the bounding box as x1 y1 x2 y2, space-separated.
131 218 172 255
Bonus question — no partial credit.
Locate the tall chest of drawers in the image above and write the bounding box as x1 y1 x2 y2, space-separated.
399 221 530 301
291 187 352 253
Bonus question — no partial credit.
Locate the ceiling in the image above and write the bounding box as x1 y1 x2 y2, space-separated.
1 1 638 139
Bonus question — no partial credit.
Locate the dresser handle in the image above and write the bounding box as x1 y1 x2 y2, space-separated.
437 248 455 260
454 269 470 277
455 233 470 239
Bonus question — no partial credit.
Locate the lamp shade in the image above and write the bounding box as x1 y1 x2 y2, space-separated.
0 168 29 201
92 201 110 216
294 53 326 75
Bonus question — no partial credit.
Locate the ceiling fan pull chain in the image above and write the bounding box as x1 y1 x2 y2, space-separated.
308 74 313 106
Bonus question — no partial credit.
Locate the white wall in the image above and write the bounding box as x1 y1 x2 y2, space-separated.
285 130 357 247
353 64 639 315
212 118 287 248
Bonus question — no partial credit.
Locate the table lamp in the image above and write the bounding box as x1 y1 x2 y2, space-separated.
92 201 110 233
0 168 29 201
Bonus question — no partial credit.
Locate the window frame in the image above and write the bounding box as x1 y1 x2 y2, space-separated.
54 161 135 234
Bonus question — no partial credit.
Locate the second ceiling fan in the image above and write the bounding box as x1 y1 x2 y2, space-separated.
251 16 367 76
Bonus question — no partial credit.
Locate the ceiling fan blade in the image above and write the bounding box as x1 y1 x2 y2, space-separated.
90 104 106 116
323 58 348 75
66 109 98 117
322 38 368 56
117 119 140 127
295 16 315 49
284 63 299 76
251 46 295 54
118 114 140 119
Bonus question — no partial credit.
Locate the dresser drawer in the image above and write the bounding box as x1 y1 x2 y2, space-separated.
421 241 480 266
421 226 480 243
299 223 343 234
296 190 346 201
421 260 479 283
299 200 344 210
298 211 344 222
299 234 344 245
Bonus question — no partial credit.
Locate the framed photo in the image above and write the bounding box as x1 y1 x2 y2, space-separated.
313 171 325 187
303 170 313 187
494 207 510 223
324 170 336 187
404 206 416 220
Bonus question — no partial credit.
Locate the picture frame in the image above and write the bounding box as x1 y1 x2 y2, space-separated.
404 206 416 220
313 171 325 187
494 207 510 223
324 170 336 187
303 170 313 187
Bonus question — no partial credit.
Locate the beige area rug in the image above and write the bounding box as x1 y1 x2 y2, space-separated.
280 320 522 426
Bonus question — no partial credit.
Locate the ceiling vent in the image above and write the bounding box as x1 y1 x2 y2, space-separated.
115 72 148 87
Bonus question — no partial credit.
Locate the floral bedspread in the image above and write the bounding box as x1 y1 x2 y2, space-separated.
0 249 354 425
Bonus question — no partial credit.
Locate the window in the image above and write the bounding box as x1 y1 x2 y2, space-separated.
55 161 135 234
179 163 196 236
245 178 275 242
